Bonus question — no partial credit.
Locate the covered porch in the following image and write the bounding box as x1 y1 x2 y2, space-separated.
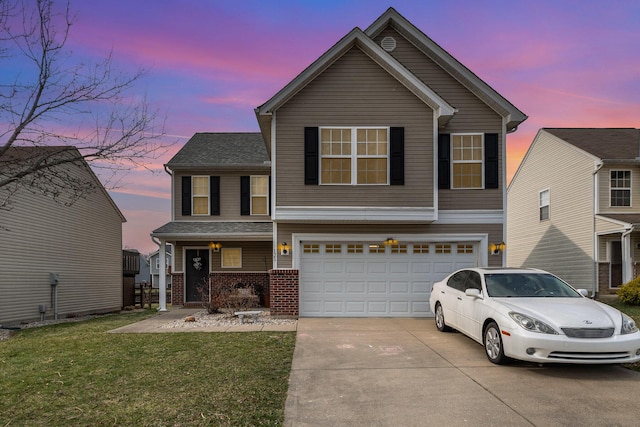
596 214 640 295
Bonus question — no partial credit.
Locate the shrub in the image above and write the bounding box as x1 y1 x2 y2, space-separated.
618 277 640 305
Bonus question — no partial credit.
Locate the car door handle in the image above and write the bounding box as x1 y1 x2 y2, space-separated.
457 297 462 301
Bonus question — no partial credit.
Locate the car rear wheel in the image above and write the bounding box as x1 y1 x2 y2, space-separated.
484 322 508 364
434 303 452 332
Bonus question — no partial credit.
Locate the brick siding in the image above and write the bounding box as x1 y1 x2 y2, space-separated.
269 269 299 316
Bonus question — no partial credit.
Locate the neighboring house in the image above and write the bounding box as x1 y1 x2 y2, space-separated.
152 8 527 317
135 252 151 285
507 128 640 296
0 147 126 324
150 245 171 288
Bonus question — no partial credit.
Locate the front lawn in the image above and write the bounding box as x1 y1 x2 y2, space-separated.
0 311 296 426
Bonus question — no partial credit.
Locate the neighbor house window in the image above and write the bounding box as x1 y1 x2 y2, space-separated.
221 248 242 268
251 176 269 215
452 134 483 189
320 127 388 185
611 170 631 207
192 176 209 215
539 189 550 221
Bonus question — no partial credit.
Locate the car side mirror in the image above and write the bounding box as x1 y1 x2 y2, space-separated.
577 289 589 297
465 288 482 298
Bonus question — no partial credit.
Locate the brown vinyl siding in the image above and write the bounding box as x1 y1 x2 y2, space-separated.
0 165 124 324
275 47 435 208
174 171 270 221
174 241 272 272
375 28 504 210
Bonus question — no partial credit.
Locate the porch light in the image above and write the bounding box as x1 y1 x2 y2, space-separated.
278 242 290 256
489 242 506 255
384 238 398 246
209 242 222 252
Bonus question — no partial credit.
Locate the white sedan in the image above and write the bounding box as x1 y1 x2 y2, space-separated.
429 267 640 365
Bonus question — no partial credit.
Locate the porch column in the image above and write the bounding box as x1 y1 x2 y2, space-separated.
622 229 633 285
158 240 168 311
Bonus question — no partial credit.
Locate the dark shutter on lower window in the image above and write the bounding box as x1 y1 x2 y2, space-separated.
304 127 319 185
390 127 404 185
438 134 450 189
181 176 192 216
240 176 250 215
484 133 499 189
210 176 220 215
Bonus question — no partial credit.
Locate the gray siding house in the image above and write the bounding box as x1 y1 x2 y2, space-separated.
0 147 126 324
507 128 640 296
152 8 527 317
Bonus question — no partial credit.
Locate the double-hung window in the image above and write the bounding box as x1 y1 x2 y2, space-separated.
320 127 388 185
539 189 550 221
192 176 209 215
451 134 483 189
251 176 269 215
610 170 631 207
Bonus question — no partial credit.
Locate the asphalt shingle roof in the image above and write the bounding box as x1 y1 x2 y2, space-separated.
166 133 269 169
544 128 640 160
152 221 272 237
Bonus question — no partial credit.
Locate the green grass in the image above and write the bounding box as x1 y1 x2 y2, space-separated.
0 311 296 426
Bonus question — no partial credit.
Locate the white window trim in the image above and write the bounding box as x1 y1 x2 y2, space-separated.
221 248 242 269
192 175 210 216
250 175 269 215
319 126 390 186
610 170 632 208
539 188 550 221
450 133 485 189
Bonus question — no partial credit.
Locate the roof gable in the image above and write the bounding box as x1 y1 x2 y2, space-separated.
366 8 526 131
166 132 269 170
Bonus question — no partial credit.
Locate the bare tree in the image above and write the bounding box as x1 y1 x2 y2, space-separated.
0 0 168 208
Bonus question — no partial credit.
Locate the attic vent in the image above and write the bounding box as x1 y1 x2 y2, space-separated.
381 36 396 52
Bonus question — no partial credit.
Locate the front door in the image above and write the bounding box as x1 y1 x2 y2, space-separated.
185 249 209 303
610 241 623 288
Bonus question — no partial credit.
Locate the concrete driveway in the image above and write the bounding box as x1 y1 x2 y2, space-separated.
285 318 640 426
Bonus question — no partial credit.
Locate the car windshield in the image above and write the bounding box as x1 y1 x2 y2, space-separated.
484 273 582 298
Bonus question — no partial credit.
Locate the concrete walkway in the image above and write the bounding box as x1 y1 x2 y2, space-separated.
285 317 640 426
108 308 297 333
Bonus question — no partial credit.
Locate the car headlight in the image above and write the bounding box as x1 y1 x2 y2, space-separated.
509 312 558 334
621 313 638 335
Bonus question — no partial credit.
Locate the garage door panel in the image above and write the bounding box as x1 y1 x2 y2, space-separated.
300 241 477 317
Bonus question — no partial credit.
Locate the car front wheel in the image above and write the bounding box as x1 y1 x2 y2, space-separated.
434 303 452 332
484 322 508 364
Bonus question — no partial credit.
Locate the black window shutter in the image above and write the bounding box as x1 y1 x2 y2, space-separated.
210 176 220 215
390 127 404 185
181 176 192 216
304 127 319 185
484 133 499 189
438 134 450 189
240 176 250 215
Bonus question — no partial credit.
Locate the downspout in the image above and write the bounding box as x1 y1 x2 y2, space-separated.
592 161 603 298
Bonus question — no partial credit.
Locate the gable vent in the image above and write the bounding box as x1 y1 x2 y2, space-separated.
381 36 396 52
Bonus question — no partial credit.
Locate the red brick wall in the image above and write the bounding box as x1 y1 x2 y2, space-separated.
210 272 270 306
270 269 299 316
171 273 184 305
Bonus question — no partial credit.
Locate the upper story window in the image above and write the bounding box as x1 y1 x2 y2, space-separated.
539 189 550 221
610 170 631 207
192 176 210 215
251 176 269 215
452 134 483 189
320 127 388 185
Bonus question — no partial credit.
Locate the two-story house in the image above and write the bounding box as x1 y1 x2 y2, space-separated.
0 146 125 324
152 8 527 317
508 128 640 297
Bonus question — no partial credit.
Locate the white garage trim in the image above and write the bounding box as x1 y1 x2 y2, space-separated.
292 233 489 269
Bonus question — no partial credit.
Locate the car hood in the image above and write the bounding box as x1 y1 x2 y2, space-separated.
497 298 619 329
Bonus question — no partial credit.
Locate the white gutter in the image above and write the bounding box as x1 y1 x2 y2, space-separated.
592 161 603 297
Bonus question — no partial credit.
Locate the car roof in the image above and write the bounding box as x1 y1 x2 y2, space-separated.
466 267 547 274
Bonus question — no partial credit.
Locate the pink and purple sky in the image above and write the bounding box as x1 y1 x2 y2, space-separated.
7 1 640 253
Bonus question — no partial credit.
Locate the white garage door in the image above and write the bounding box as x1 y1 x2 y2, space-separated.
300 242 477 317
